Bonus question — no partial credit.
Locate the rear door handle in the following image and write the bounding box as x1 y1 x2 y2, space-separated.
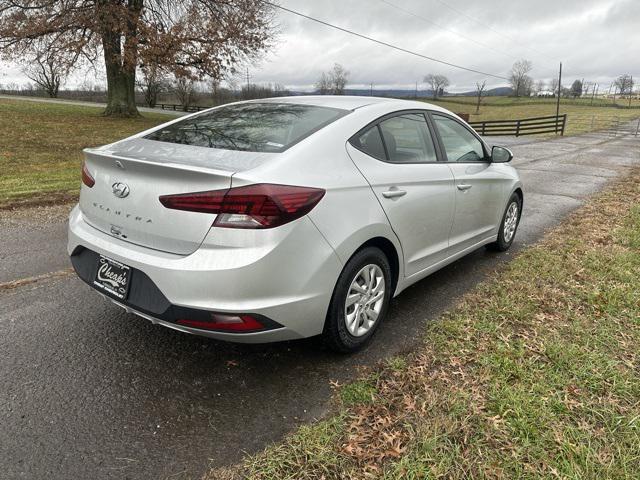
457 184 473 191
382 189 407 199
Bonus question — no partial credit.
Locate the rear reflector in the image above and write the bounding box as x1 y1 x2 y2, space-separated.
177 314 265 332
159 183 325 229
81 161 95 188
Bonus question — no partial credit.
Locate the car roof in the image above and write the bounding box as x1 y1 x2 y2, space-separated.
248 95 451 114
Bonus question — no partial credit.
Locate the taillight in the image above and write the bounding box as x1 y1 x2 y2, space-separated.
177 314 265 332
81 161 95 188
159 184 325 229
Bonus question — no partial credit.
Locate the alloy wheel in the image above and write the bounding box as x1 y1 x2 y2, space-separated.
503 201 519 243
344 264 385 337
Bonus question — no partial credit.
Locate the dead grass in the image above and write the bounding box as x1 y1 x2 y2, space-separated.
425 97 640 136
206 169 640 480
1 96 638 210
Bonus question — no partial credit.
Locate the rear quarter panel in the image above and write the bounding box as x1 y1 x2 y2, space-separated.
229 106 406 289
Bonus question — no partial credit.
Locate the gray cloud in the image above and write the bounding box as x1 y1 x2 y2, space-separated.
252 0 638 91
1 0 637 92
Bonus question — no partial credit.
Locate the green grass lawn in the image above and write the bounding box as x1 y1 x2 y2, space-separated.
0 99 168 209
210 170 640 480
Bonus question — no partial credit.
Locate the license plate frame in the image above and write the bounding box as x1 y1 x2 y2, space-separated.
93 255 131 300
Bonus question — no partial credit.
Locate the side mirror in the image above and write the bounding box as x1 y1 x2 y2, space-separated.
491 146 513 163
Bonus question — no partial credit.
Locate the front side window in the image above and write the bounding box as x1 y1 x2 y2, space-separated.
433 115 486 162
146 103 348 153
378 113 438 163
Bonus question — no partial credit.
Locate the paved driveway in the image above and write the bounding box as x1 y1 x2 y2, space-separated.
1 130 639 479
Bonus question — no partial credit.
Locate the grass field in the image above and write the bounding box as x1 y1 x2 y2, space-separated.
0 99 168 209
210 170 640 480
429 95 640 109
425 97 640 136
0 96 638 209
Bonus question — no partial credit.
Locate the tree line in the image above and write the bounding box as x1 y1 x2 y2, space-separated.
0 0 277 117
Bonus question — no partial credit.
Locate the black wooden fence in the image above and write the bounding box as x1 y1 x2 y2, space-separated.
469 114 567 137
151 103 209 113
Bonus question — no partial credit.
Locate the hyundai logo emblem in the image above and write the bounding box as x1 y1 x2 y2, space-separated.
112 182 130 198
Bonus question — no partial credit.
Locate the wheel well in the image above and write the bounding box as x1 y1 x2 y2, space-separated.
514 188 523 209
354 237 400 293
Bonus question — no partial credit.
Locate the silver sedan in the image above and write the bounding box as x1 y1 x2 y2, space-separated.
68 96 522 352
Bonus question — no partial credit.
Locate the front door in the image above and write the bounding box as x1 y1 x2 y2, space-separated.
431 113 507 252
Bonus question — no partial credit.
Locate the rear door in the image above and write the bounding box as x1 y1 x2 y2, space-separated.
430 113 508 252
346 111 455 276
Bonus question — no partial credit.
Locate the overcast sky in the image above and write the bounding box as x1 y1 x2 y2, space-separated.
1 0 638 92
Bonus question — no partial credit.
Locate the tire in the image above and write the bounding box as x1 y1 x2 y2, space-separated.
487 193 522 252
322 247 393 353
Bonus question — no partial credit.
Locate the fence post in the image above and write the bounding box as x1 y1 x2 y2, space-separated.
636 118 640 137
516 120 521 137
482 123 486 135
561 114 567 136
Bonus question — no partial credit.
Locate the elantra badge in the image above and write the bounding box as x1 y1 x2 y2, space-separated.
112 182 130 198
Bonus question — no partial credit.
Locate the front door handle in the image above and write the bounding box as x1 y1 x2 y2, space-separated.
457 184 473 191
382 189 407 199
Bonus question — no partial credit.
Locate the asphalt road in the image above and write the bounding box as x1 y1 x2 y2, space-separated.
1 129 639 480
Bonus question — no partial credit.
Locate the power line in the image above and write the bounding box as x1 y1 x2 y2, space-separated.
263 1 509 81
378 0 520 62
430 0 557 64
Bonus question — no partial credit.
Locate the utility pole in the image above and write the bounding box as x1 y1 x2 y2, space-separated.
415 81 418 99
629 76 633 107
370 83 373 96
555 62 562 134
591 82 598 106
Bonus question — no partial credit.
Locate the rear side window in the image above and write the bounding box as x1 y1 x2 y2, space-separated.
146 103 349 153
432 114 486 162
378 114 438 163
353 126 386 160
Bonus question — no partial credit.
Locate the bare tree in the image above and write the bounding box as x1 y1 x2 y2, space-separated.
137 64 167 108
22 50 69 98
0 1 276 117
614 74 634 96
315 72 332 95
509 59 533 97
549 78 559 96
475 80 486 114
424 74 450 99
535 80 546 94
172 77 198 110
316 64 350 95
330 63 349 95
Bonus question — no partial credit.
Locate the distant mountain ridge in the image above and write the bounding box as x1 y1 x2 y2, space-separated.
288 86 512 98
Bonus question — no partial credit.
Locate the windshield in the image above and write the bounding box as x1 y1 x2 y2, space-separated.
145 103 349 153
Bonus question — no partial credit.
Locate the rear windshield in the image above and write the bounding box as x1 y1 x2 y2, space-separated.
145 103 349 153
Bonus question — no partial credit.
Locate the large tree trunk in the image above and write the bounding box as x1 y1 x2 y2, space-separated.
99 0 141 117
104 60 138 116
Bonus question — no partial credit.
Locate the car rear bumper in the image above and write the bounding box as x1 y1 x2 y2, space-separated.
67 205 343 342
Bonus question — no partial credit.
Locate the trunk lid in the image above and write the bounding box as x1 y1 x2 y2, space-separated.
79 138 275 255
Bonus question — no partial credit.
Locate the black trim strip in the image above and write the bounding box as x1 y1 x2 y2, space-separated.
70 246 283 333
